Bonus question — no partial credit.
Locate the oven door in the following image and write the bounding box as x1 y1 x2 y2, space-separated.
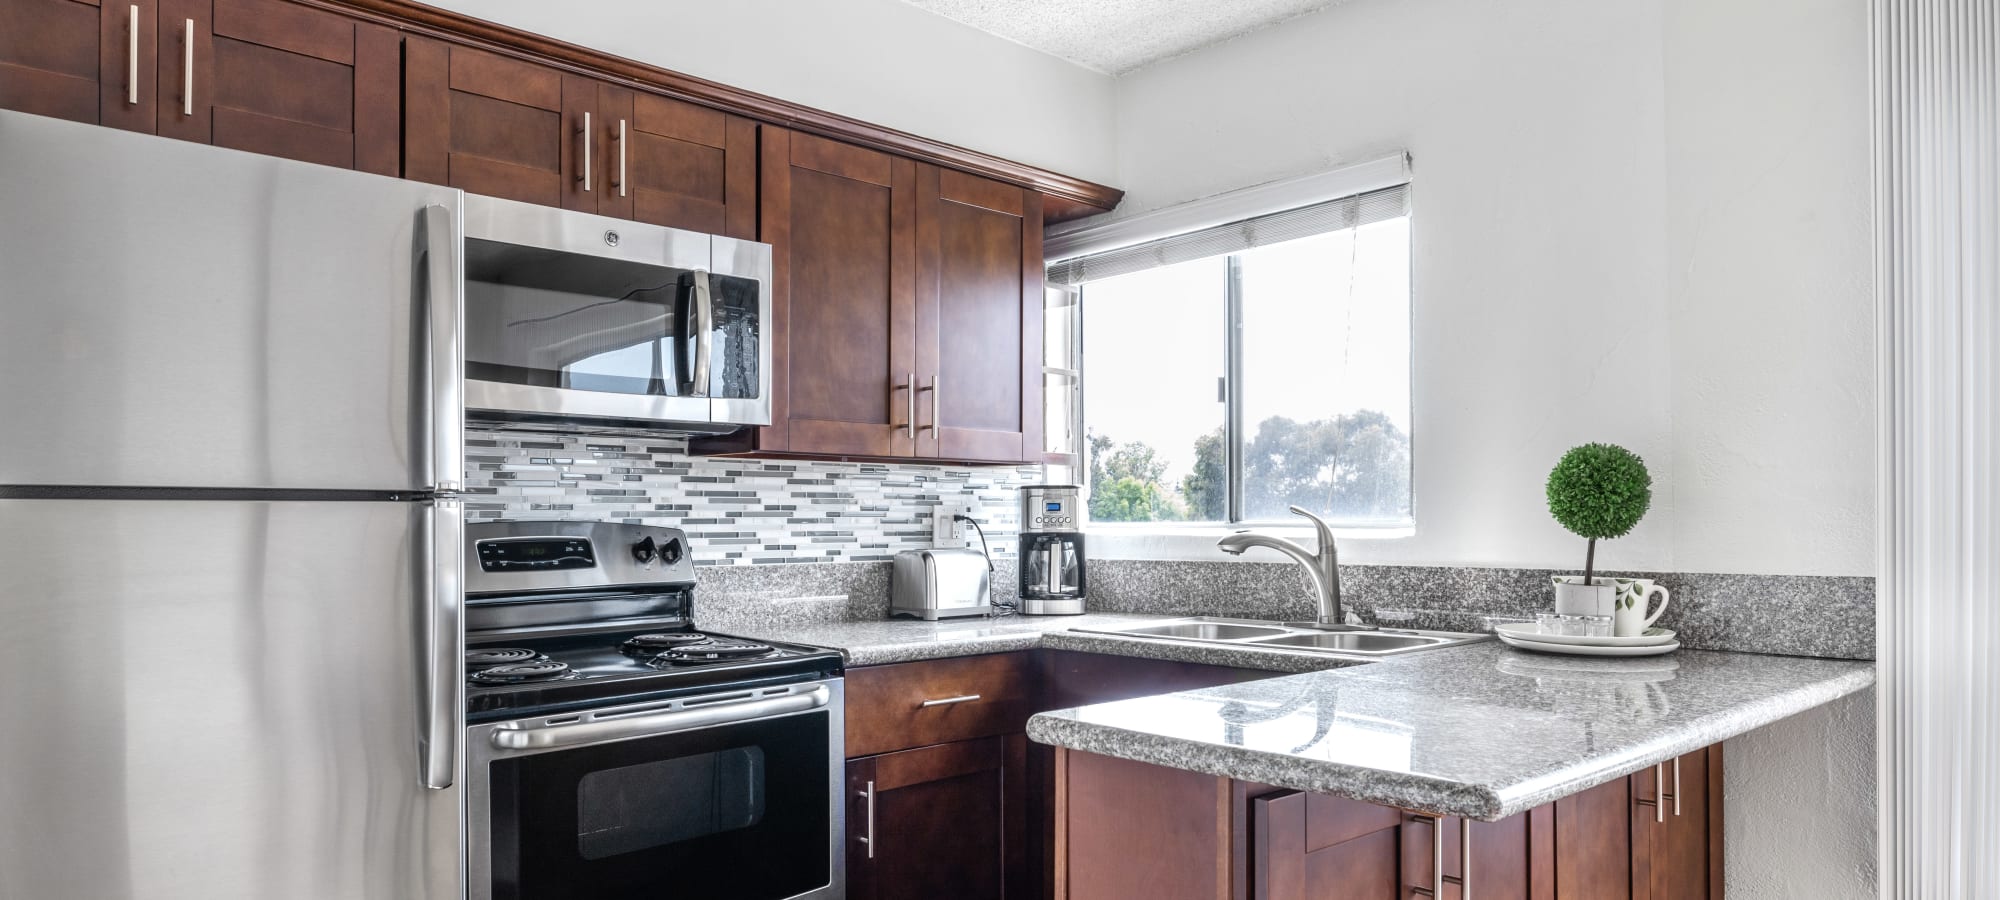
468 679 844 900
461 194 721 429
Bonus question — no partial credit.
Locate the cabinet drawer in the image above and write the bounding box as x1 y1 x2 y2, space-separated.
845 652 1035 758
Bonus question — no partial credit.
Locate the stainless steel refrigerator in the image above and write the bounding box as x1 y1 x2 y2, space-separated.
0 110 466 899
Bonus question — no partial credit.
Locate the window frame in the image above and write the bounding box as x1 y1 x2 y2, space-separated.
1056 203 1415 531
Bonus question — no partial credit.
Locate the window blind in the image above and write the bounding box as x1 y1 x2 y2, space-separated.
1046 183 1409 286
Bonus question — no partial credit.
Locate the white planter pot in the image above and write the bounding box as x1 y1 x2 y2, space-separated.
1551 576 1617 617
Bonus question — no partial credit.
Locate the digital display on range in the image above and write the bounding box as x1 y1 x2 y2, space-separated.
477 538 597 572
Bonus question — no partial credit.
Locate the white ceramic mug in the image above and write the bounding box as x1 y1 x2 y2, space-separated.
1610 577 1671 637
1550 575 1616 617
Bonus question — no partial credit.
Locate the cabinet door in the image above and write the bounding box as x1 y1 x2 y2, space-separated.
914 165 1043 462
1633 747 1719 900
155 0 395 174
594 84 756 238
769 127 919 458
850 735 1024 900
0 0 107 124
404 36 593 209
1555 776 1634 899
1251 791 1538 900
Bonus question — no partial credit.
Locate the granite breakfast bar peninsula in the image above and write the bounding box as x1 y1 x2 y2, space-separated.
1026 641 1874 900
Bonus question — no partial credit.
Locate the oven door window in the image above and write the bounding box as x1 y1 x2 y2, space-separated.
464 239 698 398
489 711 830 900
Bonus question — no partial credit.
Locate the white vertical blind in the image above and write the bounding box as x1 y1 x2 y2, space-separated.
1875 0 2000 895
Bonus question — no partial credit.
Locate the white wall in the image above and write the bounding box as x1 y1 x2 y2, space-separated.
416 0 1119 185
1724 689 1877 898
1096 0 1874 579
1099 2 1877 892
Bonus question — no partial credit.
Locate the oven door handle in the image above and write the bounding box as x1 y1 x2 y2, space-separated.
489 685 831 751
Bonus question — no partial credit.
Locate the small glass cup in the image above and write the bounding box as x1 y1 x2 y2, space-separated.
1536 612 1613 638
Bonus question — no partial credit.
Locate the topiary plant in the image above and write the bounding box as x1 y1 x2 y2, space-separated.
1546 443 1653 586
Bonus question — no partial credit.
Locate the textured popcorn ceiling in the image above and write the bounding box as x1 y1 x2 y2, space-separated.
898 0 1341 75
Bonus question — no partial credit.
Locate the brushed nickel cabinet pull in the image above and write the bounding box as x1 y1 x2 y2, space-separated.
578 111 592 190
181 19 193 116
1409 814 1467 898
918 375 939 440
616 118 627 197
127 5 140 106
919 694 980 707
893 373 914 439
1672 756 1682 817
857 780 876 859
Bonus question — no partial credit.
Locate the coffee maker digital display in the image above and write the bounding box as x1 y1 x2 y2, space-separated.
1019 484 1086 615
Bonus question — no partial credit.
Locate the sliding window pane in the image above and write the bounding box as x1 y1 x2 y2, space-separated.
1080 256 1228 523
1236 219 1412 524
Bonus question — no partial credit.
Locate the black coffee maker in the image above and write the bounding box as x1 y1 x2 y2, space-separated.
1018 484 1086 615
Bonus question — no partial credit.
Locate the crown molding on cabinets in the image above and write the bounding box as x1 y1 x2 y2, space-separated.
303 0 1124 223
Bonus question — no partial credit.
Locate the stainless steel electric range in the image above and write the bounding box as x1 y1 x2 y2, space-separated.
461 521 845 900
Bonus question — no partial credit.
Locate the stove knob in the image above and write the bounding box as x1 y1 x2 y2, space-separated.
660 537 684 565
632 536 658 565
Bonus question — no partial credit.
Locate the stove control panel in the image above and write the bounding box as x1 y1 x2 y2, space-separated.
476 537 597 572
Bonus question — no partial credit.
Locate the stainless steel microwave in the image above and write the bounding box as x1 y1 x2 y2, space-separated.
461 194 773 435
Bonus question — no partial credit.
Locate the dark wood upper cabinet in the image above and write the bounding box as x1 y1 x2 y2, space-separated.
406 40 757 231
404 37 587 208
4 0 1117 469
0 0 111 125
698 134 1048 465
2 0 394 170
751 127 920 459
915 165 1044 463
156 0 396 174
593 84 756 238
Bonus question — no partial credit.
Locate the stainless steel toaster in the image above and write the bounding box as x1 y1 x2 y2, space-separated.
889 549 992 620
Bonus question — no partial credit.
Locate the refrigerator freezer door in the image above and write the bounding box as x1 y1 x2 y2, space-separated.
0 110 463 492
0 498 463 900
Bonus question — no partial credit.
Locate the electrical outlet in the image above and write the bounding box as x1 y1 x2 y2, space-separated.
932 504 970 547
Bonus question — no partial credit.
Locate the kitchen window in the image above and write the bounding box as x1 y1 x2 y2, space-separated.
1046 183 1412 527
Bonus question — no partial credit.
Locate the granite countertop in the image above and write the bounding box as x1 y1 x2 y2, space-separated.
729 613 1177 667
1025 641 1876 820
737 612 1377 672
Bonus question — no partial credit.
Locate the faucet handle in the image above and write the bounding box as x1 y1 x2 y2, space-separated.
1287 505 1336 554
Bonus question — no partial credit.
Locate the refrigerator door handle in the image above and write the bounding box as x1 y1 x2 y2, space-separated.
419 203 463 493
421 498 463 790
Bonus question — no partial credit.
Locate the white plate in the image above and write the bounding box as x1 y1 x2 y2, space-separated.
1497 631 1682 657
1495 622 1678 647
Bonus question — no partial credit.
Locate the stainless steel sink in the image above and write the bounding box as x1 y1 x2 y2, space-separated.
1113 621 1294 641
1248 631 1453 653
1070 616 1489 657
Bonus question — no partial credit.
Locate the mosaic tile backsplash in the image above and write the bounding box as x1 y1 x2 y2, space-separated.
463 429 1873 660
463 430 1042 566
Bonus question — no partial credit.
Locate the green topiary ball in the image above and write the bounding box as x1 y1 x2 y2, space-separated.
1546 443 1652 540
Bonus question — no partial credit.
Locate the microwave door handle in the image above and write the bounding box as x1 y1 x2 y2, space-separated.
489 684 831 751
420 498 463 789
419 204 462 493
692 269 713 398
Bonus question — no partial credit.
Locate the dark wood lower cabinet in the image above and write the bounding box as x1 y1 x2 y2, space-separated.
1054 746 1723 900
1251 798 1545 900
848 734 1028 900
1631 747 1722 900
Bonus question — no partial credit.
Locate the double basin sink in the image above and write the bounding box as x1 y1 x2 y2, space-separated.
1073 617 1491 657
